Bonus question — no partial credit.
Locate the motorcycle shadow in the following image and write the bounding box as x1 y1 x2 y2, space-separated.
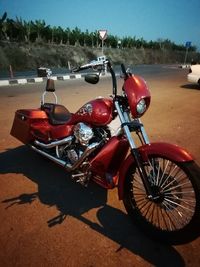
0 145 185 267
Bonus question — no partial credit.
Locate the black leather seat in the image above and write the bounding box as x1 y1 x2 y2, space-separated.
41 103 71 125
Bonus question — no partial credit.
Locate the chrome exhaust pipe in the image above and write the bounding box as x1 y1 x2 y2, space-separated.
30 145 67 167
34 136 73 149
68 142 99 171
30 141 100 172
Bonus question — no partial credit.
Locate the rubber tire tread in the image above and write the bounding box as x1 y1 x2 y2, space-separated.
123 160 200 245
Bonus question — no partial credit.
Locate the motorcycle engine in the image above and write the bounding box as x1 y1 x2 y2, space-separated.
56 122 109 167
63 122 94 164
74 122 94 146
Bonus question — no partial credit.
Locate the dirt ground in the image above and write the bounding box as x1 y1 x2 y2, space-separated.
0 67 200 267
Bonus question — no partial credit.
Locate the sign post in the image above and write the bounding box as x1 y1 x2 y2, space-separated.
184 41 191 65
99 30 107 55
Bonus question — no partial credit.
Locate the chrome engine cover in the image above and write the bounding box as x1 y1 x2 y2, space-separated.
74 122 94 145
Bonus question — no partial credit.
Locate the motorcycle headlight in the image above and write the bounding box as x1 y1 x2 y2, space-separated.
136 99 146 115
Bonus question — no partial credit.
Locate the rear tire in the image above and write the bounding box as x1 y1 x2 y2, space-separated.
123 157 200 244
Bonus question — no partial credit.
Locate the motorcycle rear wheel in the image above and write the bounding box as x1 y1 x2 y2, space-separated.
123 157 200 244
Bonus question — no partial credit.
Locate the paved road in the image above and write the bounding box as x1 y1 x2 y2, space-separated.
0 66 200 267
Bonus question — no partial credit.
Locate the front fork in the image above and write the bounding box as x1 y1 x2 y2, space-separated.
115 100 155 199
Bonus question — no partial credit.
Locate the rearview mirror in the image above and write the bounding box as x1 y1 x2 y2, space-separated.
85 74 99 84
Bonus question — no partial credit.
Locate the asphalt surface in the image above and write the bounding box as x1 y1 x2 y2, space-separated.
0 66 200 267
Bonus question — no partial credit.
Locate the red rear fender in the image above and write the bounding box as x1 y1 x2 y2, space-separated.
118 142 194 200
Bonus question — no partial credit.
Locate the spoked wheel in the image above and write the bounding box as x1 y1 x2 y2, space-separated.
123 156 200 244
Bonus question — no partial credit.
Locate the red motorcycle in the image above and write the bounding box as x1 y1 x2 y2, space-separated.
11 60 200 244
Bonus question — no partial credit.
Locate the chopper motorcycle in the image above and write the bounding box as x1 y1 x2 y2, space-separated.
11 59 200 244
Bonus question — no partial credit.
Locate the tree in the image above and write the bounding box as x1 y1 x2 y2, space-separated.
51 26 56 43
50 26 64 44
90 31 95 48
64 27 71 45
106 34 118 48
70 27 81 46
33 19 46 42
13 17 27 42
23 20 33 42
0 12 197 52
0 12 7 40
5 18 14 40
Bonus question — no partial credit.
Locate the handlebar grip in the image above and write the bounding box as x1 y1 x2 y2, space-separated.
121 64 127 75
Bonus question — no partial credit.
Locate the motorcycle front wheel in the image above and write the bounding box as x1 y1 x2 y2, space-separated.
123 156 200 244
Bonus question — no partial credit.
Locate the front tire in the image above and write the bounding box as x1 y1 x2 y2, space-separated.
123 157 200 244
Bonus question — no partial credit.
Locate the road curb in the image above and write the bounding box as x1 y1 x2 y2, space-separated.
0 73 87 87
0 72 109 87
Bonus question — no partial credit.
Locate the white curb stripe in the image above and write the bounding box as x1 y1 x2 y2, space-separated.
0 72 109 86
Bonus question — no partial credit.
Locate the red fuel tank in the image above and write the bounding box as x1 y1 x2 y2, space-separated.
72 97 114 126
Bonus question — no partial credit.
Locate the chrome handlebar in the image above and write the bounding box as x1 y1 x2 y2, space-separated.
72 59 108 72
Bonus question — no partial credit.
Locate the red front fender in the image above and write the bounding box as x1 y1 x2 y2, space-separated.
118 142 194 200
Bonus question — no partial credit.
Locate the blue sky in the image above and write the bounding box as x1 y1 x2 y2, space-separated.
1 0 200 49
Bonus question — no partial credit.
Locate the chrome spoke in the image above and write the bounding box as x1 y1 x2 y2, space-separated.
158 159 170 187
161 201 186 229
164 190 194 199
155 159 161 186
164 194 196 206
163 197 195 212
146 159 157 184
159 164 179 189
162 180 191 192
131 157 196 231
